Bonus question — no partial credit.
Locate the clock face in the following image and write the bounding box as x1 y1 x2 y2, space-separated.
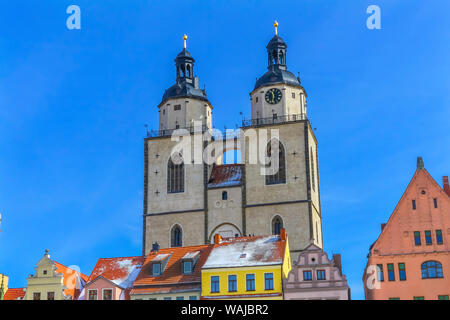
265 88 282 104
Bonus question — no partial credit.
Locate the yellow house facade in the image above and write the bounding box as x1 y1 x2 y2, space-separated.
201 231 291 300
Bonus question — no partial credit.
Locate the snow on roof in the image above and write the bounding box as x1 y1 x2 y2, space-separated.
208 164 242 188
151 253 170 262
182 251 200 260
202 235 284 269
88 256 145 289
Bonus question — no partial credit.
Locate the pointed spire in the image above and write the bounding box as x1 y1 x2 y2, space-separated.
183 34 187 49
417 157 425 170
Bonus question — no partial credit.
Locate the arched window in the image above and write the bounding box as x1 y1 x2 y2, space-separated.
186 64 191 78
272 216 283 235
222 191 228 200
265 140 286 185
310 147 316 192
421 261 443 279
167 155 184 193
171 225 182 247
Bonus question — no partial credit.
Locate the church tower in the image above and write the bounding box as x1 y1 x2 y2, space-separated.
143 35 213 255
143 25 323 260
242 21 323 260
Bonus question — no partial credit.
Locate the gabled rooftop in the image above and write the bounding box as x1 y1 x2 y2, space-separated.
87 256 145 289
132 244 212 291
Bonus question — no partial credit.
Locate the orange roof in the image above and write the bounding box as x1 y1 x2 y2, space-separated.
3 288 25 300
132 244 212 291
53 261 89 299
87 256 145 289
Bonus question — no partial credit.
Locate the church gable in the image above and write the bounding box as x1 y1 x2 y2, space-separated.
372 158 450 255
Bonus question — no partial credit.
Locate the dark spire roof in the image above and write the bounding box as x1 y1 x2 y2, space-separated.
254 26 302 91
159 42 209 106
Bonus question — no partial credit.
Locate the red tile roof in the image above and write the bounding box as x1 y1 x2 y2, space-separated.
208 164 242 188
132 244 212 293
87 256 145 289
3 288 25 300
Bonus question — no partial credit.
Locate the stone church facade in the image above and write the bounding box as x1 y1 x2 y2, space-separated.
142 25 323 260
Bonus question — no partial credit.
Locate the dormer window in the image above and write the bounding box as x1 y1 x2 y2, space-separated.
152 263 161 276
151 253 170 276
181 251 200 275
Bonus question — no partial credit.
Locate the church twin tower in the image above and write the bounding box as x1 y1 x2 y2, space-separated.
143 23 323 259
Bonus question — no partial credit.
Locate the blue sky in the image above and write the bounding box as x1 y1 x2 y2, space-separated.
0 1 449 299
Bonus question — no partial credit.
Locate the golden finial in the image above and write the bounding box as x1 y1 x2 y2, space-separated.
274 20 279 35
183 34 188 49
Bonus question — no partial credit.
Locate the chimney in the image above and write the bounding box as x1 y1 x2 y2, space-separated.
443 176 450 197
333 254 342 274
417 157 425 170
280 228 287 241
151 242 160 253
381 223 386 232
214 234 222 244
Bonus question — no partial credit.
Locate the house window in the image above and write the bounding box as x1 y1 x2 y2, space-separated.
228 275 237 292
246 274 255 291
167 156 184 193
88 290 98 300
264 273 274 290
272 113 277 120
189 296 197 300
421 261 443 279
272 216 283 235
163 297 171 300
265 140 286 185
292 92 295 98
414 231 421 246
176 296 184 300
398 263 406 281
376 264 384 282
387 264 395 281
425 230 432 245
317 270 326 280
414 296 425 300
152 263 161 276
438 295 449 300
303 270 312 281
183 261 193 274
389 297 400 300
174 105 181 111
222 191 228 200
33 292 41 300
412 200 416 210
211 276 220 293
43 270 47 275
103 289 112 300
47 292 54 300
171 225 183 247
433 198 438 208
436 230 443 245
255 97 259 103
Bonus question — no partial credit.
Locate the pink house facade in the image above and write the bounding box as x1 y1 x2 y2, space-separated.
283 244 350 300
